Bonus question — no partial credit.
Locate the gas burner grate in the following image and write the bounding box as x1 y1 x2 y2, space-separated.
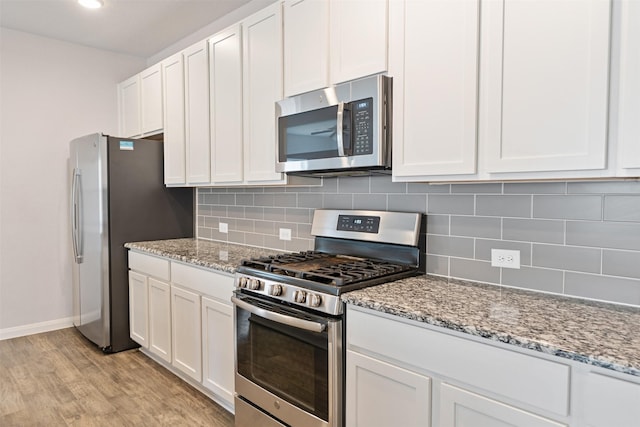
241 251 414 286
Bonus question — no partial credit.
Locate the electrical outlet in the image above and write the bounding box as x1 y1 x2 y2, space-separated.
279 228 292 241
219 222 228 233
491 249 520 269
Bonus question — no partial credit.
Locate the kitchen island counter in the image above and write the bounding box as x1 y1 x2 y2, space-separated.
343 275 640 377
125 238 284 273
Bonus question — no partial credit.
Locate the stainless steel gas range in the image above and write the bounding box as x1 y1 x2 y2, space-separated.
232 209 424 427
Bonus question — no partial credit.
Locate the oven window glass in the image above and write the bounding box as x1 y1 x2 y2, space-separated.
278 104 352 162
236 301 329 421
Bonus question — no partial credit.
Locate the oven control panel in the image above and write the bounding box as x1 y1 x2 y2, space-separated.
337 214 380 233
235 274 342 315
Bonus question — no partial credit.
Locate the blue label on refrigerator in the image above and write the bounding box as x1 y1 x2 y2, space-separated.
119 140 134 150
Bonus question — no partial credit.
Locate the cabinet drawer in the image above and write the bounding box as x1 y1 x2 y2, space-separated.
583 372 640 427
171 261 234 304
347 307 570 416
128 251 170 281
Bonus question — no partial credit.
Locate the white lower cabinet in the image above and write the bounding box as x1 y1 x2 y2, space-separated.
171 284 202 382
346 305 640 427
439 384 565 427
148 278 172 363
202 296 234 404
128 271 149 348
346 350 431 427
127 251 235 411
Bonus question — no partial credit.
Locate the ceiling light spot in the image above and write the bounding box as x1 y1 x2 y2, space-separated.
78 0 104 9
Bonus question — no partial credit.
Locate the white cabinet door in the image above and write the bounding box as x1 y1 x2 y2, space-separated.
171 285 202 382
183 41 211 185
346 350 431 427
140 63 163 135
482 0 611 174
209 25 244 184
128 271 148 348
118 75 141 138
615 0 640 174
283 0 329 96
390 0 479 179
148 278 171 363
330 0 388 84
162 53 186 185
439 384 566 427
582 372 640 427
242 3 286 184
201 296 234 406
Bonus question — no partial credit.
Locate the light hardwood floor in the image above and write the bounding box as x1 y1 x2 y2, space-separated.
0 328 234 426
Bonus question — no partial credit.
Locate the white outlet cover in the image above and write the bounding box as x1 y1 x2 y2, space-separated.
279 228 292 241
219 222 228 233
491 249 521 269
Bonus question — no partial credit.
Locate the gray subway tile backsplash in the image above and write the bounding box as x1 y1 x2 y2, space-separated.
567 221 640 251
451 216 501 239
476 195 531 218
428 194 475 215
450 257 500 284
533 195 602 220
427 235 475 258
503 218 565 244
603 195 640 222
426 214 450 236
196 176 640 307
602 249 640 280
565 272 640 306
502 266 564 294
531 244 601 274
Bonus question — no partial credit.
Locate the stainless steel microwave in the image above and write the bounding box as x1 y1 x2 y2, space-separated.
276 75 392 176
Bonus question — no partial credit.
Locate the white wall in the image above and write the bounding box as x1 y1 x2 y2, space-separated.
0 28 146 338
146 0 277 66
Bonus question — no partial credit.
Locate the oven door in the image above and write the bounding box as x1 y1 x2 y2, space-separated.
233 291 342 427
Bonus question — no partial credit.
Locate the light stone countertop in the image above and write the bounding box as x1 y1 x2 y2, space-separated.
342 275 640 377
124 239 639 377
124 238 284 274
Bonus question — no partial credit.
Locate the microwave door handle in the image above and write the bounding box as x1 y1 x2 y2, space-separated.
336 102 346 157
231 296 326 333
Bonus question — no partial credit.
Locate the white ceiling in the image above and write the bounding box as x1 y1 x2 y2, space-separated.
0 0 253 58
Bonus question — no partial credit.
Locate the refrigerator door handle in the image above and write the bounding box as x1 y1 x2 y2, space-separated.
71 168 83 263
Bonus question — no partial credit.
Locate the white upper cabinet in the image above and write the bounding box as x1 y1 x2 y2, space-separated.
118 64 163 138
330 0 388 84
615 0 640 175
118 74 141 138
209 25 244 184
390 0 480 179
283 0 330 96
482 0 611 174
140 64 163 135
242 3 286 184
162 53 187 185
183 41 211 185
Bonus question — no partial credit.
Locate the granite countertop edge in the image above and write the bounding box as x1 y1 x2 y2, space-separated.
124 238 285 274
342 277 640 378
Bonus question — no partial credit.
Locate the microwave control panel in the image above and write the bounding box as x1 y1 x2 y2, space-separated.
351 98 374 156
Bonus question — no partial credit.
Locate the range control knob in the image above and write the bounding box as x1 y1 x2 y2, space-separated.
308 293 322 308
237 276 248 288
247 278 263 290
268 284 283 296
293 290 307 304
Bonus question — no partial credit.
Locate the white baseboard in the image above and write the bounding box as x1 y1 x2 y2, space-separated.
0 317 74 341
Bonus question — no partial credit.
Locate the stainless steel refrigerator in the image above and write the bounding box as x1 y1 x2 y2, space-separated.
70 133 193 353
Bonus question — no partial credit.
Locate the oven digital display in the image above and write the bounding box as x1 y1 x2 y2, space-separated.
337 215 380 233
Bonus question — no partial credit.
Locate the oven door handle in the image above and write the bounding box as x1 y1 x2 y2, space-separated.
232 296 326 333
